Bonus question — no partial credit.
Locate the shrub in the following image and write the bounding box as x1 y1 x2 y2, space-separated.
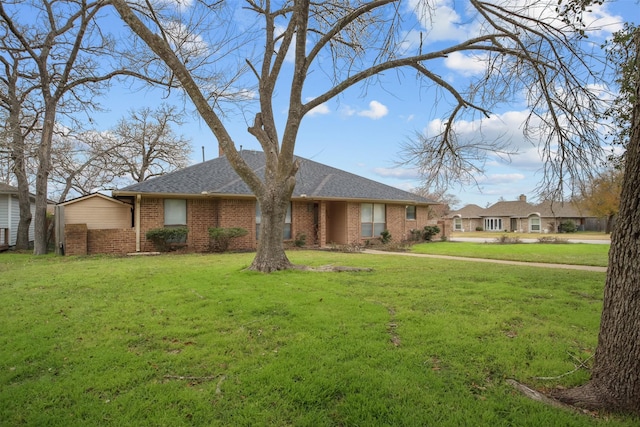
408 229 422 241
475 226 483 231
380 229 392 244
537 236 570 244
423 225 441 241
294 232 307 248
145 227 188 252
493 234 522 244
559 220 577 233
208 227 248 252
328 241 364 253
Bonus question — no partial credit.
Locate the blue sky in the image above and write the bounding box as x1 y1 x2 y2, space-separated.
95 0 638 209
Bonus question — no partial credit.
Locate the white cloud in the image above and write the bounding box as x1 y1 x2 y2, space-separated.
357 100 389 120
406 0 471 43
443 52 488 77
307 103 330 117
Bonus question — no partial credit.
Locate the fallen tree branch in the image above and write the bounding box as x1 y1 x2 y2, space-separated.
533 354 593 380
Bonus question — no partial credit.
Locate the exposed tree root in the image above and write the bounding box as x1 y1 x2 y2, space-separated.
506 379 577 412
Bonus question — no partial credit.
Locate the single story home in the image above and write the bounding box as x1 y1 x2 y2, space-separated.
449 194 602 233
62 150 446 255
0 183 35 249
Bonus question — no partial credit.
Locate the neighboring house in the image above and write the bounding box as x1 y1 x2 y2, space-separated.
62 150 445 255
450 194 601 233
55 193 133 255
0 183 35 249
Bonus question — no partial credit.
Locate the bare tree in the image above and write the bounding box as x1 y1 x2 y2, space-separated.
412 186 460 218
48 129 126 202
0 34 41 249
111 104 192 183
0 0 168 254
110 0 605 273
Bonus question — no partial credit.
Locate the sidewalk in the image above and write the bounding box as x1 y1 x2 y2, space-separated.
362 249 607 272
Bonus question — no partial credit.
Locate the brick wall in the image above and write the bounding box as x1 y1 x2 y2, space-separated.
292 201 317 245
385 205 405 241
64 223 88 256
140 198 163 252
87 229 136 255
218 198 256 250
187 199 217 252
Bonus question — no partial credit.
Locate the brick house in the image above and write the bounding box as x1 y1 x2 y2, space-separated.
62 150 443 255
449 194 602 233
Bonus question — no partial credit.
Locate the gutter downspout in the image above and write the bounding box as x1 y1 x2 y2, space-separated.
135 194 141 252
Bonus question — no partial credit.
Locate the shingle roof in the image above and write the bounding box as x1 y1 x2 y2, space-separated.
0 183 37 200
449 204 484 218
451 199 593 219
0 183 19 194
114 150 433 205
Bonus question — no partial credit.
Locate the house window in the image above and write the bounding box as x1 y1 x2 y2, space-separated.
361 203 386 237
484 218 503 231
529 216 541 232
256 202 292 240
406 205 416 220
454 217 462 231
164 199 186 226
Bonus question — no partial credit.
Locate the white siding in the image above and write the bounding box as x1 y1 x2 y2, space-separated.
0 195 8 228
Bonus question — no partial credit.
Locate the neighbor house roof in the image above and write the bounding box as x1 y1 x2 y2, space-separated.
114 150 434 205
0 183 36 201
451 199 593 219
450 203 484 218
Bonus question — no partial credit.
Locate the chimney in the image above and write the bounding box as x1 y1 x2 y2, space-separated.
519 194 526 202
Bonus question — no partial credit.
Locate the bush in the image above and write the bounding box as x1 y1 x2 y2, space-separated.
423 225 441 241
380 229 392 244
294 232 307 248
493 234 522 244
559 220 577 233
208 227 248 252
537 236 570 244
145 227 188 252
475 226 483 231
408 229 423 241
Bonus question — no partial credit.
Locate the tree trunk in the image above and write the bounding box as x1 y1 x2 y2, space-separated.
249 192 293 273
8 110 32 250
605 214 614 234
555 34 640 414
33 108 55 255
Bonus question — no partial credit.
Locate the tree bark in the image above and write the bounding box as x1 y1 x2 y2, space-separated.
555 31 640 414
250 197 293 273
8 106 32 250
33 106 55 255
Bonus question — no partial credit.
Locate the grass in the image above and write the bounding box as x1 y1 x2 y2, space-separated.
451 231 611 241
0 251 635 426
412 241 610 267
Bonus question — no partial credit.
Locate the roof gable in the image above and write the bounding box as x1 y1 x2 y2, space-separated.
59 193 132 207
115 150 433 205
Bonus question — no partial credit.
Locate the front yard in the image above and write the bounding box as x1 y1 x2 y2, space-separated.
0 251 634 426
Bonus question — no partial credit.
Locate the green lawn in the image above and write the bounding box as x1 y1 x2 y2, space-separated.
412 241 610 267
0 251 634 426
